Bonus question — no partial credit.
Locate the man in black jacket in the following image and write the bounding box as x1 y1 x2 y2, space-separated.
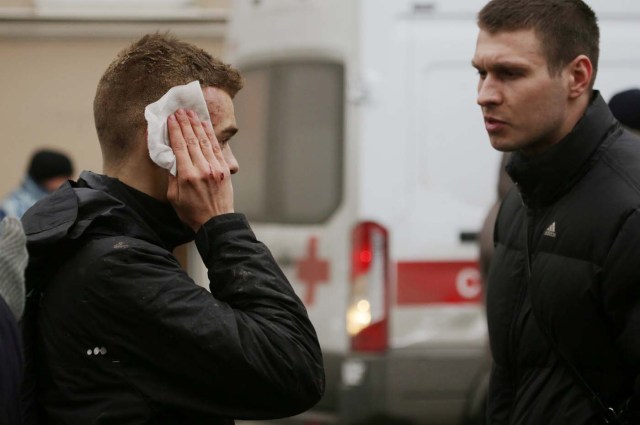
21 33 324 424
472 1 640 424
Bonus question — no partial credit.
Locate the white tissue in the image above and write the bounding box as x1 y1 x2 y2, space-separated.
144 80 211 176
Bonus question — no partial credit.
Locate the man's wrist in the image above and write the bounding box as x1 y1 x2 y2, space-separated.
194 213 251 264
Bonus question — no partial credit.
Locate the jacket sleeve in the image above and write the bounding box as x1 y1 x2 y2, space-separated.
601 208 640 422
89 213 324 420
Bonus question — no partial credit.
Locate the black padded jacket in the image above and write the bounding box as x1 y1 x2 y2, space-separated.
487 93 640 425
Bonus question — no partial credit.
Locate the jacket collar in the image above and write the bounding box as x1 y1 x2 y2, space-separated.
506 92 620 208
78 171 195 250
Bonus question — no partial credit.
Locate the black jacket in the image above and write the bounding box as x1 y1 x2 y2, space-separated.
20 171 324 425
486 93 640 425
0 296 23 425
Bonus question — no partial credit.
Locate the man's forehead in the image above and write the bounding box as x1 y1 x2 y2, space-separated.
473 28 545 65
202 86 237 132
203 86 232 109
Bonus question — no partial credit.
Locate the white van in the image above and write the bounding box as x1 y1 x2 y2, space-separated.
191 1 640 423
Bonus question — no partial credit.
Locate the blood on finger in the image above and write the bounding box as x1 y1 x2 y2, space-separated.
207 164 225 182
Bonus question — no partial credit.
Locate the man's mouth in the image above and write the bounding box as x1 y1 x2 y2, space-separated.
484 116 507 133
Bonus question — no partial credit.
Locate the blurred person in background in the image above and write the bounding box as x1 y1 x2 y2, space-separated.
474 0 640 424
20 33 324 425
478 152 512 286
0 149 74 219
609 88 640 134
0 217 29 425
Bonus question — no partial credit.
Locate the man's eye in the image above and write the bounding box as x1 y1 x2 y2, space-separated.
501 70 521 79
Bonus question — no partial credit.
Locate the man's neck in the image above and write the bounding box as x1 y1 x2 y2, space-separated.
103 158 168 201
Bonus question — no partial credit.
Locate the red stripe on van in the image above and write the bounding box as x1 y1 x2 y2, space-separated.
396 261 482 305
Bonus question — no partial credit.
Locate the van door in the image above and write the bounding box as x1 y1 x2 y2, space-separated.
392 16 498 351
227 60 352 413
382 16 500 422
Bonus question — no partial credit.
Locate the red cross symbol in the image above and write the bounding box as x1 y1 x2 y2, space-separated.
296 237 329 305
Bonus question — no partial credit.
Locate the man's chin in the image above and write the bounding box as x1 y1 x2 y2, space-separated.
489 137 518 153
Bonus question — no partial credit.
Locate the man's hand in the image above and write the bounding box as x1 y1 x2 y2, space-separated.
167 109 234 232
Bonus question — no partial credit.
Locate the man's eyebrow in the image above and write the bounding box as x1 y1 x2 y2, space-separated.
493 62 529 73
472 60 529 72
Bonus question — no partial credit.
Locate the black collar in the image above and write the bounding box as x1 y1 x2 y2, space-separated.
506 92 620 208
78 171 194 251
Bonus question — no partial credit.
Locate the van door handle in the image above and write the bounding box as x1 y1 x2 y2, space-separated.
460 231 478 243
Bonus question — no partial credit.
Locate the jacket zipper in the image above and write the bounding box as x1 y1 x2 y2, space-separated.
524 205 535 277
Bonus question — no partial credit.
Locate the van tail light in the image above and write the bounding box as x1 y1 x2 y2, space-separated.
347 221 389 352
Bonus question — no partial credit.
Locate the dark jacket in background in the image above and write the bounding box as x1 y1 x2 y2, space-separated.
486 93 640 425
0 296 23 425
21 171 324 425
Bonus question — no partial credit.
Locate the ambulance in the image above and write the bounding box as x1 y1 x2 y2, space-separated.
189 0 640 423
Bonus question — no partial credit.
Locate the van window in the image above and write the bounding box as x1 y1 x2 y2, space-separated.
231 61 345 224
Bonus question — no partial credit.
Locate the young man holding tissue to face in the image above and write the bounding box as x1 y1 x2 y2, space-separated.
20 33 324 425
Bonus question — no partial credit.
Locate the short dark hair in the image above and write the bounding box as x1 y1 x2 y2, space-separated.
93 33 244 165
478 0 599 79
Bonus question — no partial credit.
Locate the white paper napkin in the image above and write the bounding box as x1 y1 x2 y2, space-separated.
144 80 210 176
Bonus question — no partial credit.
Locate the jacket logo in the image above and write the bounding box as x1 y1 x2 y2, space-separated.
543 222 557 238
87 346 108 356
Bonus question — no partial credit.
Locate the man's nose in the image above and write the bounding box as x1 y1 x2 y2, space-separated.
225 148 239 175
477 76 502 107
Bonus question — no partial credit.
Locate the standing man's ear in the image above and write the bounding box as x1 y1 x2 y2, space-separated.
566 55 593 99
